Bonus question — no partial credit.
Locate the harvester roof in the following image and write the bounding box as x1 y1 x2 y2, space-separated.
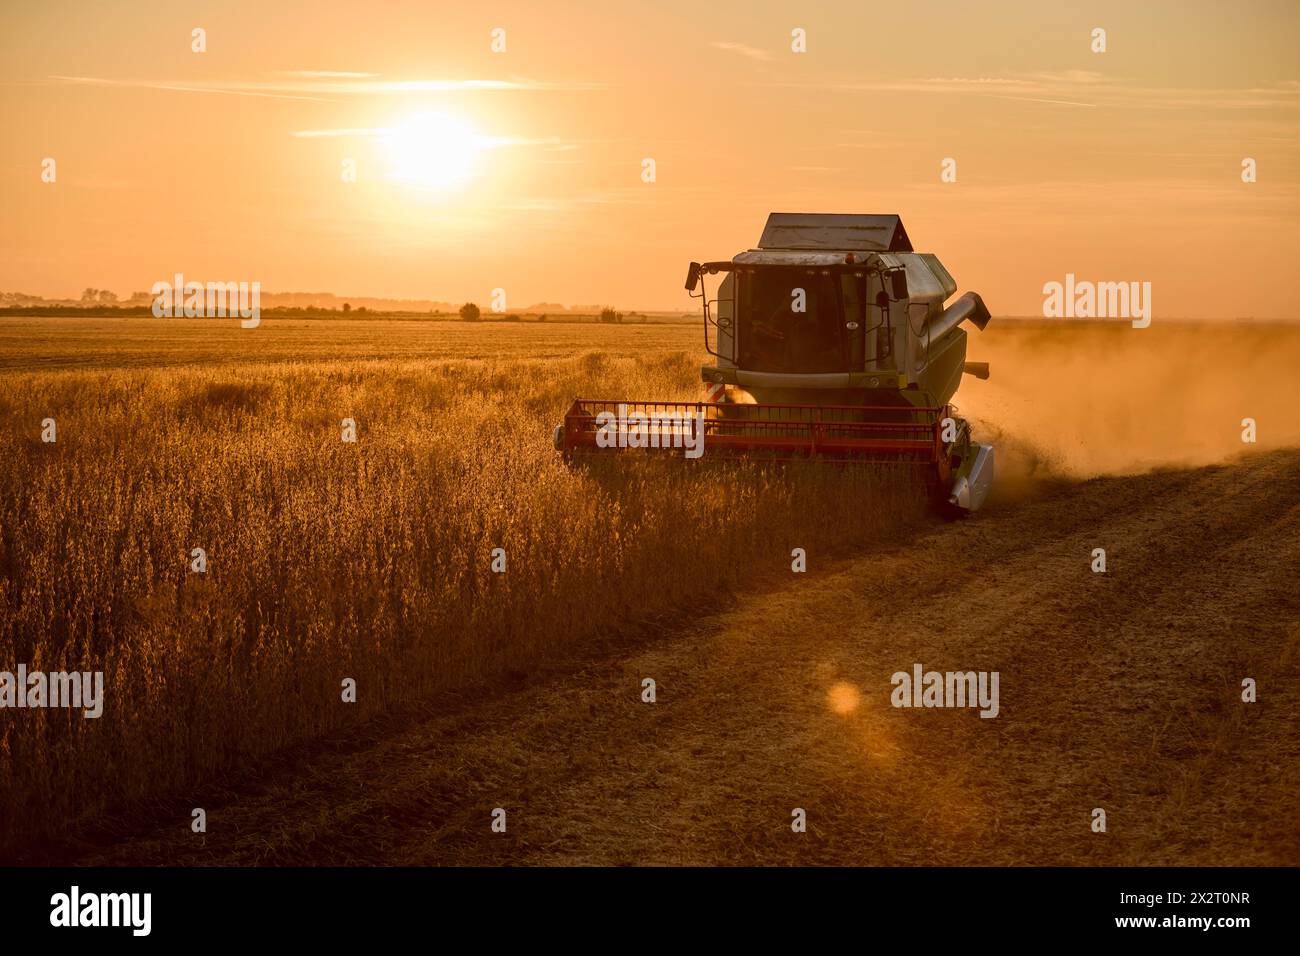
757 213 913 253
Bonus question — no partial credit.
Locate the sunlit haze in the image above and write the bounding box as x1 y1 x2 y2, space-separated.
3 0 1298 315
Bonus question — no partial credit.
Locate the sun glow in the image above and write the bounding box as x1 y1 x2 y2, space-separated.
382 112 487 190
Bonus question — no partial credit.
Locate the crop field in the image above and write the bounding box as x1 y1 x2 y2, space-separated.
0 315 699 371
1 316 1298 864
0 316 925 855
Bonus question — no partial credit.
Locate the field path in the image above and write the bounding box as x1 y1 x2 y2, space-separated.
62 449 1300 866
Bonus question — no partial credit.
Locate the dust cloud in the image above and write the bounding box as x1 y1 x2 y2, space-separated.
958 321 1300 492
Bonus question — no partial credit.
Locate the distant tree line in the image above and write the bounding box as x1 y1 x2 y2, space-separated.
0 302 664 323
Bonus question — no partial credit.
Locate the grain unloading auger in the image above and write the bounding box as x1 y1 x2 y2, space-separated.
553 213 995 512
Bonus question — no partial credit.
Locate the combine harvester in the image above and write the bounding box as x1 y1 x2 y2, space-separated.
554 213 996 512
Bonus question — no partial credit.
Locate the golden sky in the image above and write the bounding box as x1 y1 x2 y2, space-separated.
3 0 1299 315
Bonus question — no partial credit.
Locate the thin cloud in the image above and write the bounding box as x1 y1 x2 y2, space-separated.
49 75 330 102
49 74 600 100
294 79 531 92
289 126 576 151
290 127 389 138
1022 70 1109 84
710 41 772 62
272 70 379 78
986 93 1096 108
772 73 1300 111
489 192 660 213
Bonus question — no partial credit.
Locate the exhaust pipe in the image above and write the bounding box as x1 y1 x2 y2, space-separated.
926 291 991 342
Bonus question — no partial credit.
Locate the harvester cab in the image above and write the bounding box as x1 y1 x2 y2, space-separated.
554 213 996 513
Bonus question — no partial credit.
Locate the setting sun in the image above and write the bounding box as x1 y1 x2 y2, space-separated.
382 112 486 190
